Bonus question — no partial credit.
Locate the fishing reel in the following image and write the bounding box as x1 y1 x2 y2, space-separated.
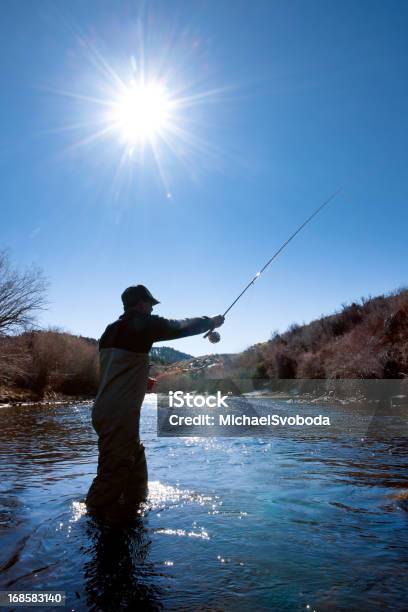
203 329 221 344
208 330 221 344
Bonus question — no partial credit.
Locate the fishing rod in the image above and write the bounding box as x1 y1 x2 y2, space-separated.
204 188 342 343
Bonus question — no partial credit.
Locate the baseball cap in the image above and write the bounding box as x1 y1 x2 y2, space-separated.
121 285 160 308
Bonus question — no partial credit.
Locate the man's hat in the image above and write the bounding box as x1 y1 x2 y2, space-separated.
121 285 160 308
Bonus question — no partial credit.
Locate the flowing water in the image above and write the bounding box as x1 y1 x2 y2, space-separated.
1 398 408 611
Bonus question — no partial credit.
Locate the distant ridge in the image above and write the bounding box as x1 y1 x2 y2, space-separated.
150 346 193 364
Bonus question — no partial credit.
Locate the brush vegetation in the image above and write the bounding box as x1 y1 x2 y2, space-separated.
156 288 408 394
0 330 99 402
0 330 192 403
236 288 408 380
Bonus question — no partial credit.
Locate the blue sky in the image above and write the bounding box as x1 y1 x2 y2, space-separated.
1 0 407 355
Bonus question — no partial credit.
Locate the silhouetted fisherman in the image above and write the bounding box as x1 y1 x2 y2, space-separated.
86 285 224 514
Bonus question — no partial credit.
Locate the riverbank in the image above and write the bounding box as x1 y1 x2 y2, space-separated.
2 387 407 410
0 385 93 408
242 389 408 408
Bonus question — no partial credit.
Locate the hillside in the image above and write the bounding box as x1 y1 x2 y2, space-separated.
156 288 408 390
238 288 408 380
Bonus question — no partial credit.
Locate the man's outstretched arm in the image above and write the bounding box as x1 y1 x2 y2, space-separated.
149 314 224 343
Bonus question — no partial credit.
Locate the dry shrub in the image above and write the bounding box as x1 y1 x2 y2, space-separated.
324 326 383 379
0 330 99 399
17 330 99 397
297 351 326 379
230 288 408 381
0 334 31 386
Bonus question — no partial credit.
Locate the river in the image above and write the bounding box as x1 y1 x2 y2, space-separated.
1 398 408 611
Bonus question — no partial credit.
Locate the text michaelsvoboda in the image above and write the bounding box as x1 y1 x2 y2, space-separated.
218 414 330 426
168 414 331 426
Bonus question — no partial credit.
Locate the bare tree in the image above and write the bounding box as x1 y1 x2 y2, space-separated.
0 250 48 334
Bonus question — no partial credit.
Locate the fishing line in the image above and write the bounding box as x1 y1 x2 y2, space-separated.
205 188 342 343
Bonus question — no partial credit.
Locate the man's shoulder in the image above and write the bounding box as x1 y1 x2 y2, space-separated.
144 314 171 328
147 314 166 322
99 314 145 339
99 313 171 345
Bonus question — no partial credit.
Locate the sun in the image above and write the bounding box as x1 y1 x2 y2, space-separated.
110 80 172 145
50 36 228 197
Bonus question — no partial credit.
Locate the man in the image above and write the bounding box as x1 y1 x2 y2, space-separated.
86 284 224 513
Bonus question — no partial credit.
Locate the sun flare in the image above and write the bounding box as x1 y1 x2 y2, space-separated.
51 32 228 197
111 81 172 144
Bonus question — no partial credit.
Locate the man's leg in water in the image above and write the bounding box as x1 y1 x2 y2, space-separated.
86 415 144 509
123 441 148 505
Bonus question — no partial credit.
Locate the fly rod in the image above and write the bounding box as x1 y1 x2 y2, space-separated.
204 188 342 343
